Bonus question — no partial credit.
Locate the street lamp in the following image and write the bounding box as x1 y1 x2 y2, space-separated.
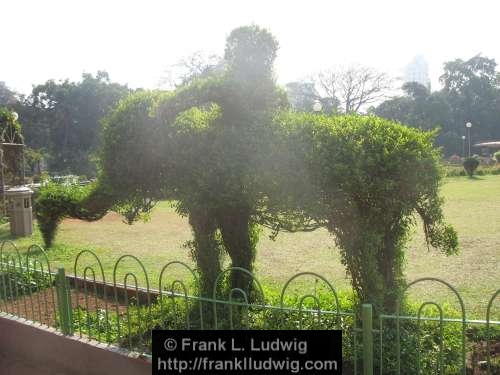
466 122 472 157
461 135 466 158
312 100 322 113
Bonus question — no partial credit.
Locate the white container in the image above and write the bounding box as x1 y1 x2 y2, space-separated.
5 186 33 236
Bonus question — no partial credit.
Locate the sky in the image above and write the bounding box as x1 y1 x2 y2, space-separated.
2 0 500 95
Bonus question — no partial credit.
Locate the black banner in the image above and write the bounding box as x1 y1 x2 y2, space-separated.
153 330 342 374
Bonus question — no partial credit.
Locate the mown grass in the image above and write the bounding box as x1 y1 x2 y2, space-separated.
1 175 499 319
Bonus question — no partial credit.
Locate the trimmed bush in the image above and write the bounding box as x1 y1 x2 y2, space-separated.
494 151 500 163
35 182 110 247
463 157 480 177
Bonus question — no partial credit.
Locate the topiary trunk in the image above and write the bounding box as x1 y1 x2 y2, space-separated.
188 207 222 297
216 206 257 294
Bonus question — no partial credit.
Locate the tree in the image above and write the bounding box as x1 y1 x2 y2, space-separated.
375 55 500 156
440 55 500 141
382 83 453 131
0 82 19 107
315 65 392 113
27 72 130 176
373 82 457 155
0 107 24 186
285 80 339 113
161 51 223 89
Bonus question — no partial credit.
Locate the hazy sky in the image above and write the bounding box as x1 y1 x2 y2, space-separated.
2 0 500 94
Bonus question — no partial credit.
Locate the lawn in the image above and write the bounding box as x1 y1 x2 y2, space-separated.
1 175 499 319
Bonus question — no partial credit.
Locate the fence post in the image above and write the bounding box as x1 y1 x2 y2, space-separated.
362 303 374 375
55 268 73 335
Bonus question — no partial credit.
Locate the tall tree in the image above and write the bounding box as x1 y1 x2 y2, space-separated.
375 82 453 131
285 81 338 113
440 54 500 142
161 51 223 89
0 82 19 107
27 72 130 176
315 65 392 113
375 55 500 156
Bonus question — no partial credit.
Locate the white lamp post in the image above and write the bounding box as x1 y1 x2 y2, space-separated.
466 122 472 157
461 135 466 158
313 100 322 113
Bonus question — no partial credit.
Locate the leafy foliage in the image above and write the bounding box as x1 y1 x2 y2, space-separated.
494 151 500 163
24 72 130 176
35 182 111 247
0 82 19 107
35 27 456 314
271 113 458 311
36 26 287 297
0 107 25 187
374 55 500 156
463 157 480 177
0 107 23 141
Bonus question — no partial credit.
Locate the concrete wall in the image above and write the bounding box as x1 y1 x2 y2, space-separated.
0 313 151 375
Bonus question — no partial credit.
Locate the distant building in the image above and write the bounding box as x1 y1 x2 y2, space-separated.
403 55 431 90
473 141 500 156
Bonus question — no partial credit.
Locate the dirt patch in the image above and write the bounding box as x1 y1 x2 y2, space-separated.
2 287 127 327
467 341 500 374
64 212 125 226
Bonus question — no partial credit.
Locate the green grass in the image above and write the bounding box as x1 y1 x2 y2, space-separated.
2 175 499 319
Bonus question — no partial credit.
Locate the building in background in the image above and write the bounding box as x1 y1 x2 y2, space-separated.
403 55 431 90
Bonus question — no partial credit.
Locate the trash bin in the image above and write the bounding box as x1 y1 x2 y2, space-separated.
5 186 33 236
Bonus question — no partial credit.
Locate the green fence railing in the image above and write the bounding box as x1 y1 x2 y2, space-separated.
0 241 498 374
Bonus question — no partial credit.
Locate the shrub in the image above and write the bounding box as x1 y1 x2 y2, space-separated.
71 286 476 374
463 157 480 177
494 151 500 163
275 113 458 312
35 182 108 247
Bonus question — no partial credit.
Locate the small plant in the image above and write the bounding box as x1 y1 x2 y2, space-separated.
463 157 480 177
0 258 53 299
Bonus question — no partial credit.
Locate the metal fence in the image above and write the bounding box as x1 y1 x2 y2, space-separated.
0 240 498 374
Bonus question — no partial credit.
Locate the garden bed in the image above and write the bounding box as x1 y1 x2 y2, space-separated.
1 286 128 327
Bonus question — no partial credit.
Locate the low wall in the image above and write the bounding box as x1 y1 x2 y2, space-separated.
0 313 151 375
68 274 159 305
